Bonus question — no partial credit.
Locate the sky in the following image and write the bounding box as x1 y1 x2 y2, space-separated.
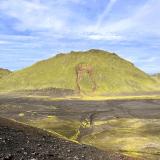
0 0 160 74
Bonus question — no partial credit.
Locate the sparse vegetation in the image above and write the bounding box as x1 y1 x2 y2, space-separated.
1 95 160 159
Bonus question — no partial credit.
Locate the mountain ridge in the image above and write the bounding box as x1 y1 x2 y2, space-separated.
0 68 12 79
0 49 159 94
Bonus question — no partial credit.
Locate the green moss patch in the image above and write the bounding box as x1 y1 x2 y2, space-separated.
29 116 81 140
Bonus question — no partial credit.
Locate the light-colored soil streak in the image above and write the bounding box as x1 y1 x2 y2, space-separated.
0 96 160 159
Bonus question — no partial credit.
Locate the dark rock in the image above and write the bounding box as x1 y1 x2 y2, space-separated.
0 105 137 160
3 154 13 160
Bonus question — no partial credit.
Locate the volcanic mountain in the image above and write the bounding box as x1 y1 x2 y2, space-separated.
0 49 159 94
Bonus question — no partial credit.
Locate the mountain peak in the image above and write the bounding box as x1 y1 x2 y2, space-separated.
0 68 11 72
0 49 158 93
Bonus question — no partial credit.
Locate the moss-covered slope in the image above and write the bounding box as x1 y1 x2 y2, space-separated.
0 49 158 94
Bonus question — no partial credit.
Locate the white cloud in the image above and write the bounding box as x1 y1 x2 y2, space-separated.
80 0 160 43
95 0 160 37
0 40 10 44
131 56 159 63
0 0 68 32
87 33 123 41
0 0 160 73
96 0 118 27
1 0 160 40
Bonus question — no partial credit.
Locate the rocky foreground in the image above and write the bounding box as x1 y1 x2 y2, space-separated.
0 117 135 160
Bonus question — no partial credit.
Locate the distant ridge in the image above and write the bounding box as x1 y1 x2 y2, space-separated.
0 49 159 94
0 68 11 79
152 73 160 81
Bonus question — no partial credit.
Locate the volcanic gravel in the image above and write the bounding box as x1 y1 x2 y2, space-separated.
0 117 135 160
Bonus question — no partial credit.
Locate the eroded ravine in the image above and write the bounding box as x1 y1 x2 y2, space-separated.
1 96 160 159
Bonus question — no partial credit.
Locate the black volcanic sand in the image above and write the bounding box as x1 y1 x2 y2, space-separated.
1 95 160 159
0 117 134 160
0 96 160 126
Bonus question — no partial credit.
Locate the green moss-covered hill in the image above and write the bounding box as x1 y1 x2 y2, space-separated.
0 49 159 94
0 68 11 79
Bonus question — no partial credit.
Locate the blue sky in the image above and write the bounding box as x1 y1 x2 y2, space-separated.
0 0 160 73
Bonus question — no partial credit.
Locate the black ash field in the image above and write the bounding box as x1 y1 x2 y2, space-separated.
0 95 160 160
0 117 133 160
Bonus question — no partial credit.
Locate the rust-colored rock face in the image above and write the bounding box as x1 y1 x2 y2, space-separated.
75 63 97 93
